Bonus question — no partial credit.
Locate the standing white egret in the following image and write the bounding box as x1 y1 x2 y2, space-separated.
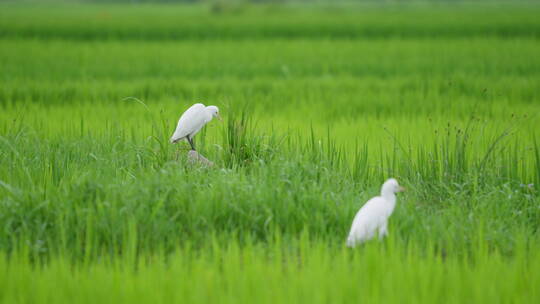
170 103 221 151
346 178 405 247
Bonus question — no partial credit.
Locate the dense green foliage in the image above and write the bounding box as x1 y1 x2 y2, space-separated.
0 2 539 303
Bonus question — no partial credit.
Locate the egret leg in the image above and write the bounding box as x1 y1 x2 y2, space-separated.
378 222 388 239
187 137 196 151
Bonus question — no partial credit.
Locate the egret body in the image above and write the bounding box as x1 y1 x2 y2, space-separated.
170 103 221 151
347 178 405 247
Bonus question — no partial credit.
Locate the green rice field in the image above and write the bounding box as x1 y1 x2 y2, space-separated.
0 2 539 303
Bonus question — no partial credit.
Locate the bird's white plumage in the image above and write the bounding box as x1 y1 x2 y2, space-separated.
170 103 210 143
347 178 404 247
170 103 220 146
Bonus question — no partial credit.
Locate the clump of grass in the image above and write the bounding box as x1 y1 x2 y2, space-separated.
222 109 280 168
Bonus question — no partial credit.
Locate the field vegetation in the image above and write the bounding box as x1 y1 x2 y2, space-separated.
0 2 539 303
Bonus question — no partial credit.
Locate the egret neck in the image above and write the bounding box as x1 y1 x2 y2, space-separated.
381 186 397 213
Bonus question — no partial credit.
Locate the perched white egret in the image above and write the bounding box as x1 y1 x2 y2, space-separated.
170 103 221 151
346 178 405 247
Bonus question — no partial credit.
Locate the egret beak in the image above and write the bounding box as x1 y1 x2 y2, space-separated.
397 186 406 192
216 113 223 122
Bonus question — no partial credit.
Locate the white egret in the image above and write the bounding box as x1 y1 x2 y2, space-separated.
346 178 405 247
170 103 221 151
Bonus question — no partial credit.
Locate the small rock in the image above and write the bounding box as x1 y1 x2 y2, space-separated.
187 150 214 167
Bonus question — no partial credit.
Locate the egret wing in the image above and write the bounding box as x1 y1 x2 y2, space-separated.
347 196 387 245
170 103 206 143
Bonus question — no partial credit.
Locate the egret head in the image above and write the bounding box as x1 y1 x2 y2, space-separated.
381 178 405 196
206 105 222 121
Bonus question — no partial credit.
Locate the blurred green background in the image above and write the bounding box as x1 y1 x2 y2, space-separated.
1 1 539 303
